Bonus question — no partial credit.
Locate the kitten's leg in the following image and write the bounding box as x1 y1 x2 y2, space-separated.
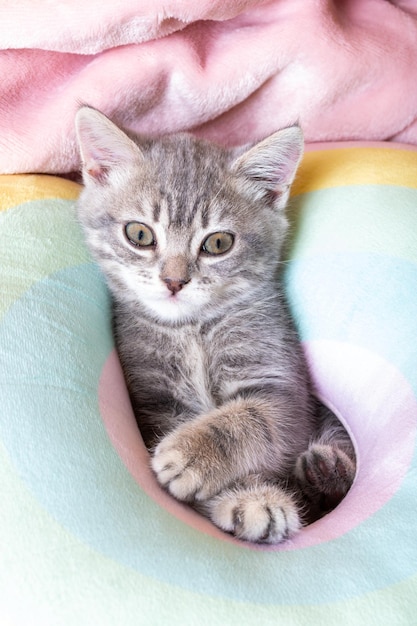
294 405 356 516
295 445 355 509
200 474 302 544
151 396 308 503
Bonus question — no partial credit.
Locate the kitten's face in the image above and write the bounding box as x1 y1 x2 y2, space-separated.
75 108 303 324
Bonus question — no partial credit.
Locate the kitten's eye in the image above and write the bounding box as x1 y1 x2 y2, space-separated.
125 222 155 247
201 232 234 255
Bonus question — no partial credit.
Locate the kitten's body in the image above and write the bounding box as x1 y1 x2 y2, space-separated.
76 107 355 543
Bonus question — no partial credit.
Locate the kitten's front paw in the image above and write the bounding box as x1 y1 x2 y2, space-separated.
207 483 301 544
295 443 355 508
151 426 227 501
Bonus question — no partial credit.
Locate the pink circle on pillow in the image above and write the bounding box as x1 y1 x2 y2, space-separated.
98 349 235 544
98 341 417 551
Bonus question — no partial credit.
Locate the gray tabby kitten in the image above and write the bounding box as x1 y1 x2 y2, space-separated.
75 106 355 543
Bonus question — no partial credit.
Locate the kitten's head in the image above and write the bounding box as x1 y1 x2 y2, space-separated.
75 106 303 325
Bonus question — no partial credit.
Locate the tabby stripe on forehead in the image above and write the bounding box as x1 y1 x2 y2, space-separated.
153 202 161 222
172 188 188 227
187 192 209 227
161 191 174 226
186 197 200 227
200 193 211 229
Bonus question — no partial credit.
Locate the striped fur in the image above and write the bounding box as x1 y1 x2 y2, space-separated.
76 107 355 543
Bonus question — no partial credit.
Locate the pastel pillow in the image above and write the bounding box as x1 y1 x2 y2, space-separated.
1 143 417 623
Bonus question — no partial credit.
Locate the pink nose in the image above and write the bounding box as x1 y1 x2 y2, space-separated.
163 277 190 295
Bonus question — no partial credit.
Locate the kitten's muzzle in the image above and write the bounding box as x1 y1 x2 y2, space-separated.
160 255 191 295
162 277 190 295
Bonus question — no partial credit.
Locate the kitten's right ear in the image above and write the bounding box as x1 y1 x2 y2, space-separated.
75 106 143 184
231 125 304 210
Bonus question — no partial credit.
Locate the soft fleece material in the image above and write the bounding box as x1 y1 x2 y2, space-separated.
1 0 417 174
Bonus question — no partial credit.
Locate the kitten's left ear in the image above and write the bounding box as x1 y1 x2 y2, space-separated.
231 125 304 209
75 106 144 184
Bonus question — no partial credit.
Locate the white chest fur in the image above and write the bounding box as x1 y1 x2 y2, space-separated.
179 330 215 413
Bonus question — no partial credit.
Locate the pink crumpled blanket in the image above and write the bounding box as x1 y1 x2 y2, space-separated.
1 0 417 175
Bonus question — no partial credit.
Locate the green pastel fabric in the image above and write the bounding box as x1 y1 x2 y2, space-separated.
1 145 417 625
